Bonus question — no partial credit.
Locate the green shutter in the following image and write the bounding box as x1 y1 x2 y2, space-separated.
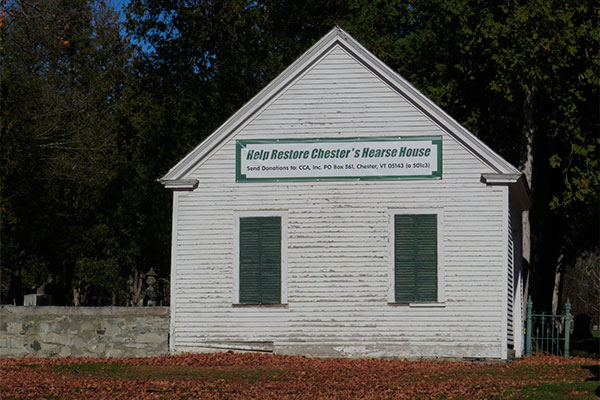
258 217 281 304
414 215 437 301
239 217 281 304
239 217 261 304
394 215 416 302
395 214 437 302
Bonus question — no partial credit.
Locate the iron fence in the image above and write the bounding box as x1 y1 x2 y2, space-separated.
525 296 571 357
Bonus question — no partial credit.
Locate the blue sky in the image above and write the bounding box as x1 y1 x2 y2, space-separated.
107 0 152 51
108 0 129 22
109 0 129 13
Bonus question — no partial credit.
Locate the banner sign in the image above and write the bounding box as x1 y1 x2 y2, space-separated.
236 136 442 182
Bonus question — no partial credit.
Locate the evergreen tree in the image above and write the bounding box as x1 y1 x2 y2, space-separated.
1 0 132 304
1 0 595 308
126 0 598 310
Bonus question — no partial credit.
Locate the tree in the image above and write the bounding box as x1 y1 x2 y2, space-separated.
121 0 292 292
126 0 598 312
1 0 132 304
563 250 600 324
2 0 595 307
337 0 598 311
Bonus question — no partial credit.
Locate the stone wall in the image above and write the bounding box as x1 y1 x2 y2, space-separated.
0 305 169 358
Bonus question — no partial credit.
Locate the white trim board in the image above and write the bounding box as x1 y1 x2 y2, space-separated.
387 207 446 307
232 210 289 305
169 192 179 354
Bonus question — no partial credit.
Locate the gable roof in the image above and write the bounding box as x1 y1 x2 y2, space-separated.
160 27 524 192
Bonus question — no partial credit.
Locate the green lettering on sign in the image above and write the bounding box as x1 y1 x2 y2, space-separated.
236 136 442 182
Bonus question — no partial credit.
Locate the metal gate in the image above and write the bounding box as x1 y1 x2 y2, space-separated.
525 296 571 357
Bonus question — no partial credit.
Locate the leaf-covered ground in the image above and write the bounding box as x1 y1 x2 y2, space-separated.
1 353 598 399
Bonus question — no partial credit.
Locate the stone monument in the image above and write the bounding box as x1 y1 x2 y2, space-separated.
23 275 53 306
144 268 159 306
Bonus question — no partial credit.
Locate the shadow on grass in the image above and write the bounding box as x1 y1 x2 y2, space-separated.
581 365 600 398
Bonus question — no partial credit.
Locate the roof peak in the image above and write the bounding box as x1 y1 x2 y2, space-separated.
160 27 520 185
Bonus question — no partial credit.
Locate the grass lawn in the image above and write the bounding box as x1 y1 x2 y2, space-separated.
1 353 598 399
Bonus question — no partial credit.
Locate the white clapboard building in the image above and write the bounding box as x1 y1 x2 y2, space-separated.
160 27 530 360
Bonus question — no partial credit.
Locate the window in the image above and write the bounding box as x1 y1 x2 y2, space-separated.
394 214 438 302
239 216 281 304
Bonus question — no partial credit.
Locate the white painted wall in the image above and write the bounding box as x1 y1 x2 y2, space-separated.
511 199 525 357
507 197 515 349
170 45 512 359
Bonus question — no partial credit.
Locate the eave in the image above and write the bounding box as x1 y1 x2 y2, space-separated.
481 173 532 211
159 179 199 191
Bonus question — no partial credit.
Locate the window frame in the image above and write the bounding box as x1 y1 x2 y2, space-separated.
388 208 445 307
233 211 288 306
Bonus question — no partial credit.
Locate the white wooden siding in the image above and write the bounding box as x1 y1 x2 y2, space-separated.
172 45 507 358
507 203 515 347
511 201 524 357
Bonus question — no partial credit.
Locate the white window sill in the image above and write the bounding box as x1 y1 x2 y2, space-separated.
232 303 288 308
388 302 446 308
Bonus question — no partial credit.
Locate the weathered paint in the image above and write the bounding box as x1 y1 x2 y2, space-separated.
163 28 528 360
169 192 179 353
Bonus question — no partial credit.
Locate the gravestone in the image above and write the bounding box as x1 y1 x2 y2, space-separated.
23 276 53 306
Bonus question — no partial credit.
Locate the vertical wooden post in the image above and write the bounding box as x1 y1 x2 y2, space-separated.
526 296 532 356
564 298 571 358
